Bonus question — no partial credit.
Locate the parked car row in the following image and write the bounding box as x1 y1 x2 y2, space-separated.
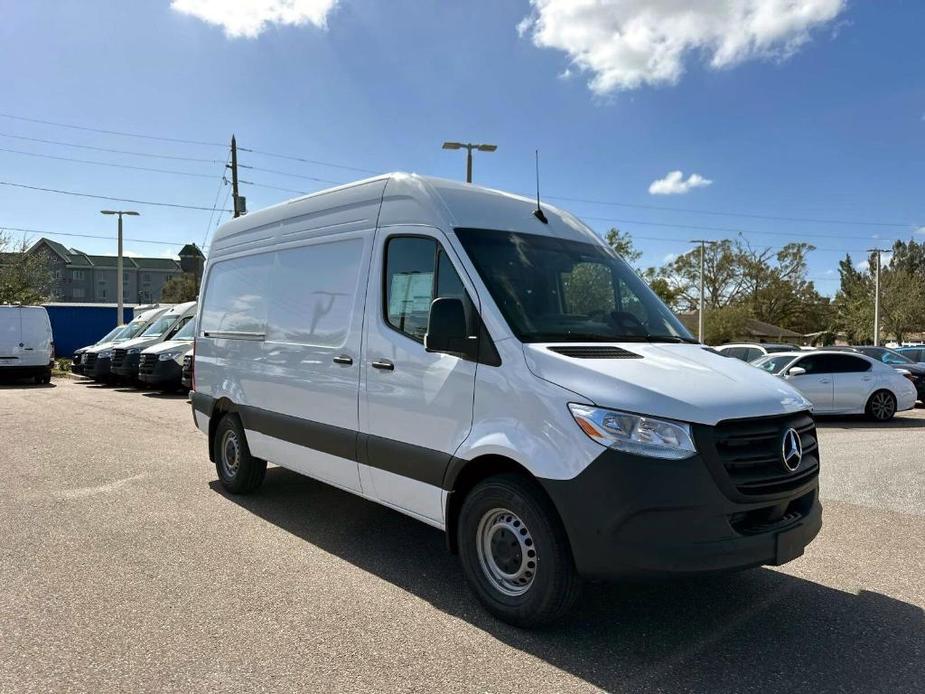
717 341 923 421
72 301 196 391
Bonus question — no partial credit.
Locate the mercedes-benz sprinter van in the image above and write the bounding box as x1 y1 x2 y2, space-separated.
138 316 195 390
83 306 170 381
0 305 54 384
112 301 196 382
190 174 822 626
72 325 125 375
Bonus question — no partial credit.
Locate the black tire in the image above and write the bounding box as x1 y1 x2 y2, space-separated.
213 414 266 494
866 389 897 422
457 474 581 627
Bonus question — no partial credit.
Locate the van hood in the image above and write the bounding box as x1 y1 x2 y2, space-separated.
142 339 192 355
117 336 164 351
86 340 120 354
523 343 812 427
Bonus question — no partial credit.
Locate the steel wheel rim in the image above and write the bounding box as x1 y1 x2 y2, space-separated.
476 508 537 597
872 392 895 420
220 429 241 477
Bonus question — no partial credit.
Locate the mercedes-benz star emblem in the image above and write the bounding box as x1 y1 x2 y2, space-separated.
781 428 803 472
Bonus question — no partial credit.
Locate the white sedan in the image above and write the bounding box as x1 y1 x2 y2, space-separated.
752 351 917 421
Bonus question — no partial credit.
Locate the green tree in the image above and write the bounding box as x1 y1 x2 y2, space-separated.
160 272 199 303
604 228 642 267
833 253 873 343
0 234 53 304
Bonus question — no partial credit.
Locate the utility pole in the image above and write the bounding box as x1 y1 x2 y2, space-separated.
101 210 139 326
229 135 245 217
868 248 882 346
441 141 497 183
691 239 718 343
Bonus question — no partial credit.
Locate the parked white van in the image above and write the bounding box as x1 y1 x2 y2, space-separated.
111 301 196 382
138 316 196 391
191 173 822 625
83 306 171 381
0 305 54 384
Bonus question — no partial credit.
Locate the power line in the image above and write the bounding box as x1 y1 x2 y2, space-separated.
0 180 232 212
0 146 218 179
238 163 343 185
547 194 917 229
0 112 224 148
202 158 230 248
238 146 380 175
203 186 233 250
239 179 310 195
0 132 224 164
0 225 186 247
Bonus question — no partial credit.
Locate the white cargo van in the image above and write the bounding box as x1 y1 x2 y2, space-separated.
83 306 170 381
138 316 195 390
0 305 54 384
191 174 822 626
111 301 196 382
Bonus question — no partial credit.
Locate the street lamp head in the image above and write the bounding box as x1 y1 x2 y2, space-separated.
477 144 497 152
442 142 462 150
101 210 117 215
100 210 140 216
124 211 140 216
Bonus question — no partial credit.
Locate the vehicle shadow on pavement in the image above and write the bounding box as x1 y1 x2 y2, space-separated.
0 380 56 389
211 469 924 693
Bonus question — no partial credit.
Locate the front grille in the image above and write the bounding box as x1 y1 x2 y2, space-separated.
84 352 98 369
548 346 642 359
138 353 158 376
710 412 818 497
111 348 128 369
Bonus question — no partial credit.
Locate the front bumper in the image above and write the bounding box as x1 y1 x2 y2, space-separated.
85 356 112 380
112 352 141 379
541 418 821 579
138 358 182 388
0 364 51 379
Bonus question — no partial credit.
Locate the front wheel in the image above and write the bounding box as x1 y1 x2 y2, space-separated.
866 390 897 422
457 474 581 627
213 414 266 494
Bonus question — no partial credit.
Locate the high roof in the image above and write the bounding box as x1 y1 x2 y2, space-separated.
209 172 598 257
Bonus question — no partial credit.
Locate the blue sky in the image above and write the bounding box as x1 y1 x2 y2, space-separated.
0 0 923 295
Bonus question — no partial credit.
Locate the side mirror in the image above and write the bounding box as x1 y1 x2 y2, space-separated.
787 366 807 377
425 297 474 358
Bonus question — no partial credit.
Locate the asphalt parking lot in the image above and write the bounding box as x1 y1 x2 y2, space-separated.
1 378 923 693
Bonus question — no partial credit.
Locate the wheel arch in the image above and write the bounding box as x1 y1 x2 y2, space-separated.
443 454 561 555
207 397 240 462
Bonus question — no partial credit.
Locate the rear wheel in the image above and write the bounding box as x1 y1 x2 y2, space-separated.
457 474 581 627
866 389 897 422
213 414 266 494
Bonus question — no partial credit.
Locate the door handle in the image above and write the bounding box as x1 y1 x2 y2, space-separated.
819 378 831 383
371 359 394 371
862 376 872 381
332 355 353 365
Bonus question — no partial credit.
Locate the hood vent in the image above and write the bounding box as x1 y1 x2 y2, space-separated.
548 345 642 359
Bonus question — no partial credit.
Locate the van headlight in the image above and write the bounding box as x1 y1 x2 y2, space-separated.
128 348 141 355
568 404 696 460
158 351 181 361
98 349 112 359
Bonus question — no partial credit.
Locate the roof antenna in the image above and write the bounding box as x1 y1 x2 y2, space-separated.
533 149 548 224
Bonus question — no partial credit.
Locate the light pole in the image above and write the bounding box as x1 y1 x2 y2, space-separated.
101 210 139 325
442 141 497 183
867 248 883 346
691 239 718 343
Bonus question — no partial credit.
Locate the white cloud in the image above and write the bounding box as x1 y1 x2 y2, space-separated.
170 0 338 39
854 260 868 272
662 252 678 263
518 0 846 95
649 170 712 195
915 226 925 235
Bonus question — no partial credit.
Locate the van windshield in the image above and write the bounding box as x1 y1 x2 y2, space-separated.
171 320 195 341
115 321 148 341
140 316 175 338
454 228 695 344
